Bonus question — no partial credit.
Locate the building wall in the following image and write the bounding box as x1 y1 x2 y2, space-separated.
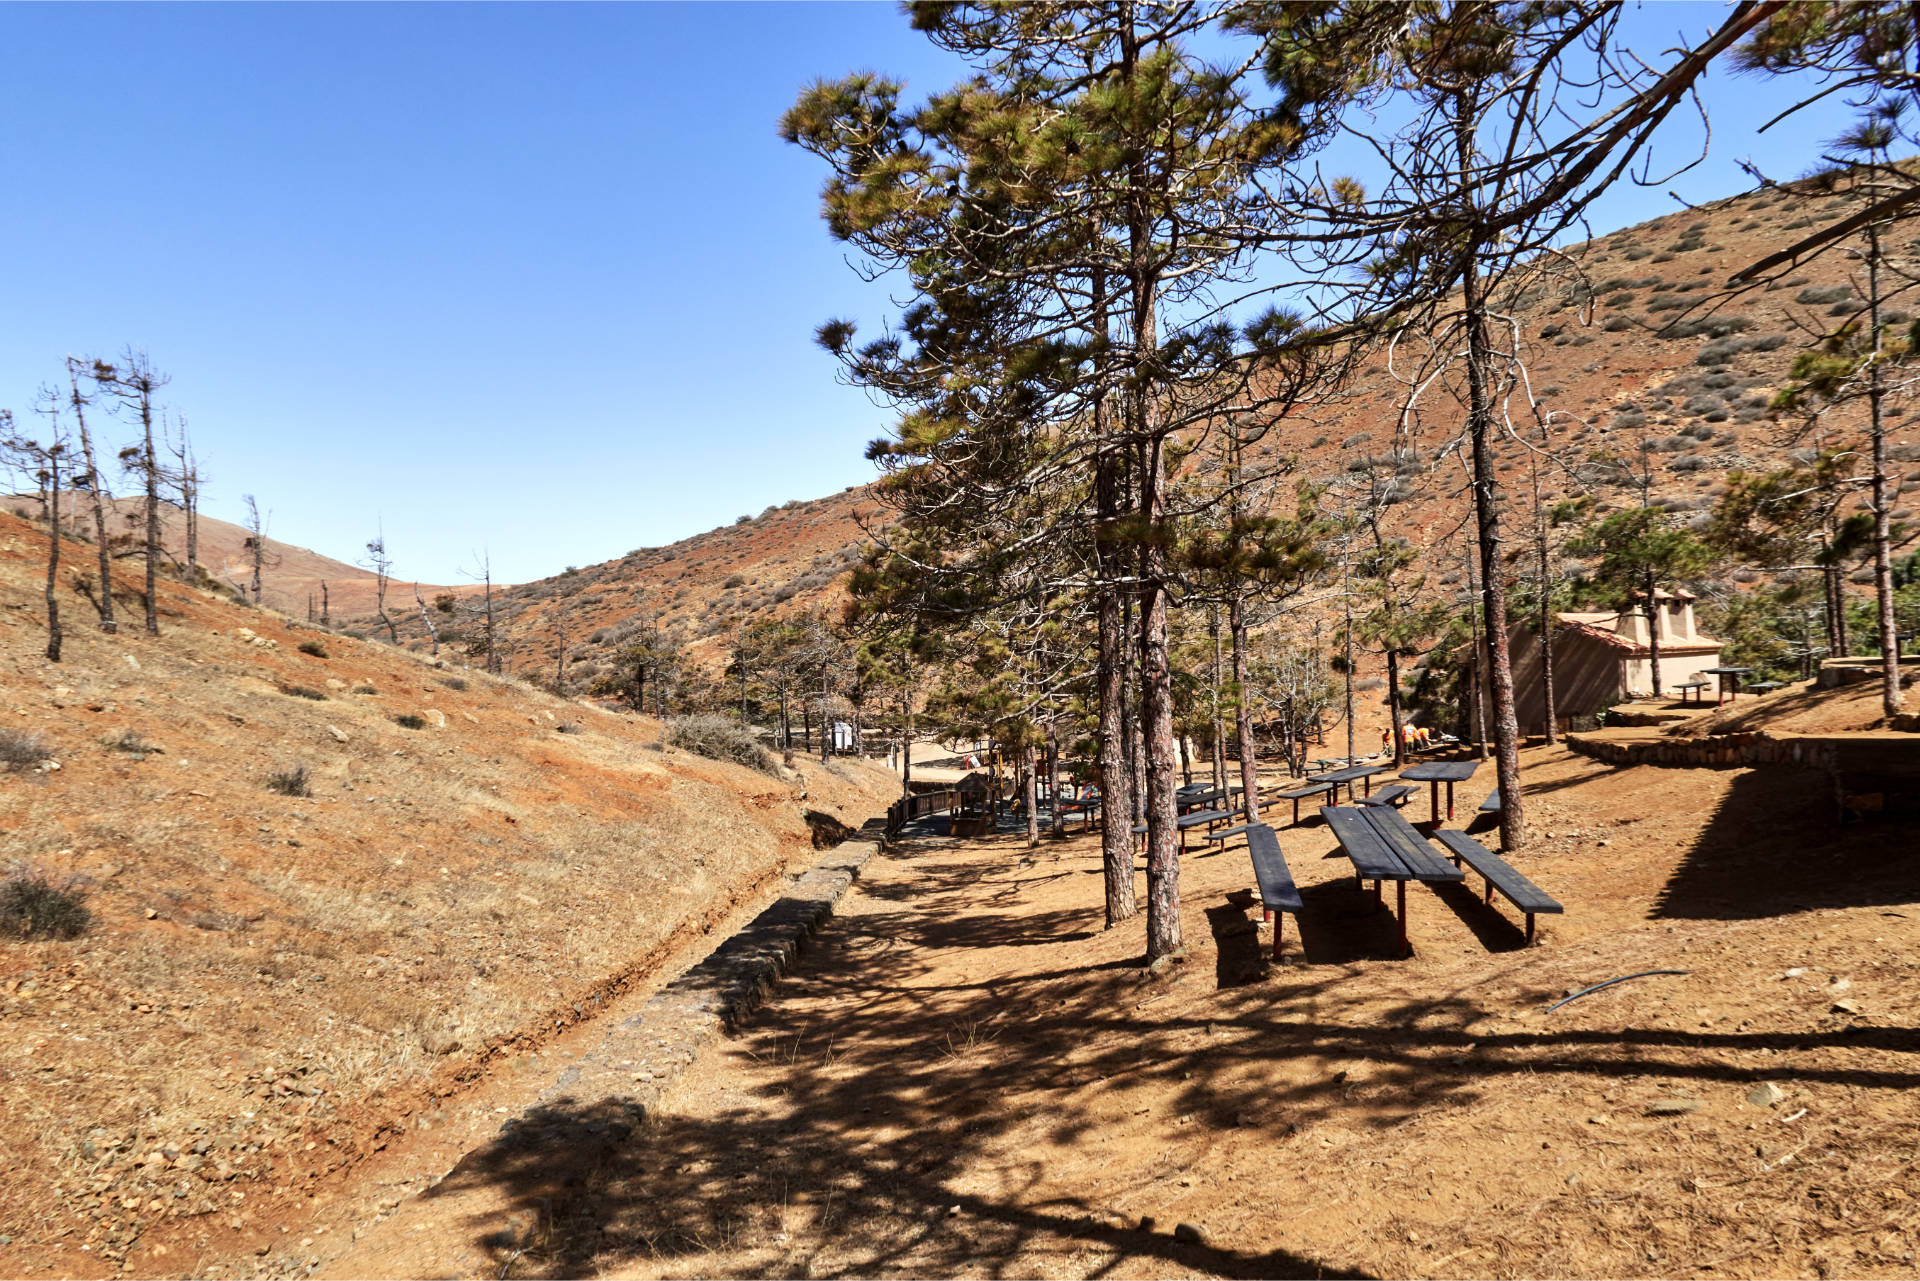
1621 649 1726 697
1501 626 1632 732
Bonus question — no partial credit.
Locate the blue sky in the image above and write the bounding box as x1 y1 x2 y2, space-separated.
0 3 1847 585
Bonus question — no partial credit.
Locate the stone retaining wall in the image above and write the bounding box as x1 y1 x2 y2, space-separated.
1566 730 1835 770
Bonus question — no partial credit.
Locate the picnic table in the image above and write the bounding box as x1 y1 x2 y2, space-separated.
1307 763 1389 804
1701 666 1754 706
1672 679 1710 705
1746 680 1784 695
1320 805 1464 956
1131 808 1237 855
1398 759 1480 824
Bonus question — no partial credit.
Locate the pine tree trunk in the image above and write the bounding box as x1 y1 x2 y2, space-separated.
1826 562 1846 657
1231 597 1258 823
1645 581 1664 696
1867 222 1904 716
1459 188 1525 849
1387 649 1403 767
1210 607 1227 797
1539 510 1558 744
901 685 914 801
1541 607 1559 742
1139 445 1182 963
1025 744 1039 848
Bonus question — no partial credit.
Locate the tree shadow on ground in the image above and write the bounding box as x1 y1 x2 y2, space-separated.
1653 766 1920 920
424 818 1920 1279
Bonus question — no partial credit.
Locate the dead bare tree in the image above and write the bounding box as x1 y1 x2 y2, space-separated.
66 358 117 634
461 550 500 673
242 494 273 605
168 415 204 577
103 349 170 636
320 581 330 628
361 532 398 643
413 583 440 656
3 406 70 661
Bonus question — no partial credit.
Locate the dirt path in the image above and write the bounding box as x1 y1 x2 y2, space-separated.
313 747 1919 1280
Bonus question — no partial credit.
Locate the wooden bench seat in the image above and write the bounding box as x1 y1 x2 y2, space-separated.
1479 788 1502 814
1270 781 1334 826
1356 783 1417 809
1245 824 1304 959
1203 821 1255 849
1431 829 1563 943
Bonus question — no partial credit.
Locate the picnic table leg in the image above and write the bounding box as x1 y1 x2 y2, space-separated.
1396 880 1409 957
1525 913 1537 945
1429 780 1439 825
1363 775 1373 798
1272 912 1285 960
1446 781 1456 822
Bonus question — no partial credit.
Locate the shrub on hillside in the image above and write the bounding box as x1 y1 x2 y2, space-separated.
266 765 312 797
0 870 93 941
298 639 328 658
394 713 427 730
1795 284 1851 305
284 685 328 701
0 729 50 771
665 715 777 775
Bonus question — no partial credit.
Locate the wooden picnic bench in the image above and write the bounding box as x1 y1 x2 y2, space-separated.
1270 781 1334 826
1128 808 1236 855
1673 680 1709 705
1203 821 1256 852
1058 796 1101 832
1431 829 1563 944
1355 783 1417 810
1245 824 1304 960
1478 788 1502 815
1321 805 1464 957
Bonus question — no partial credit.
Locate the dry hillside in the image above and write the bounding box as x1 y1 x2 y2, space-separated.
397 174 1918 697
0 509 896 1277
0 495 474 621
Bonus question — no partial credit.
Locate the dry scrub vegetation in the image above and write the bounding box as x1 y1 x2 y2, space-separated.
0 510 893 1277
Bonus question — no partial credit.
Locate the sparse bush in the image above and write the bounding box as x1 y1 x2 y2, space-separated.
440 676 469 691
284 685 328 701
105 729 160 757
665 714 777 775
555 721 582 734
1611 410 1647 429
298 639 328 658
266 765 312 797
394 713 427 730
0 870 93 940
723 574 747 588
1661 316 1754 340
1603 314 1634 332
1795 284 1851 305
0 729 50 771
352 683 377 695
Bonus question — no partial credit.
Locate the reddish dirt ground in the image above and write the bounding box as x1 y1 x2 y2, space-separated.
347 744 1918 1280
0 510 895 1280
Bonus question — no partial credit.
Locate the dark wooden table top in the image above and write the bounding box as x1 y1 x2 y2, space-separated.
1309 763 1389 785
1399 760 1481 783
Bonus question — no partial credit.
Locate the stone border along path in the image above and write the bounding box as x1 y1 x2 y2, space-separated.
320 817 887 1277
